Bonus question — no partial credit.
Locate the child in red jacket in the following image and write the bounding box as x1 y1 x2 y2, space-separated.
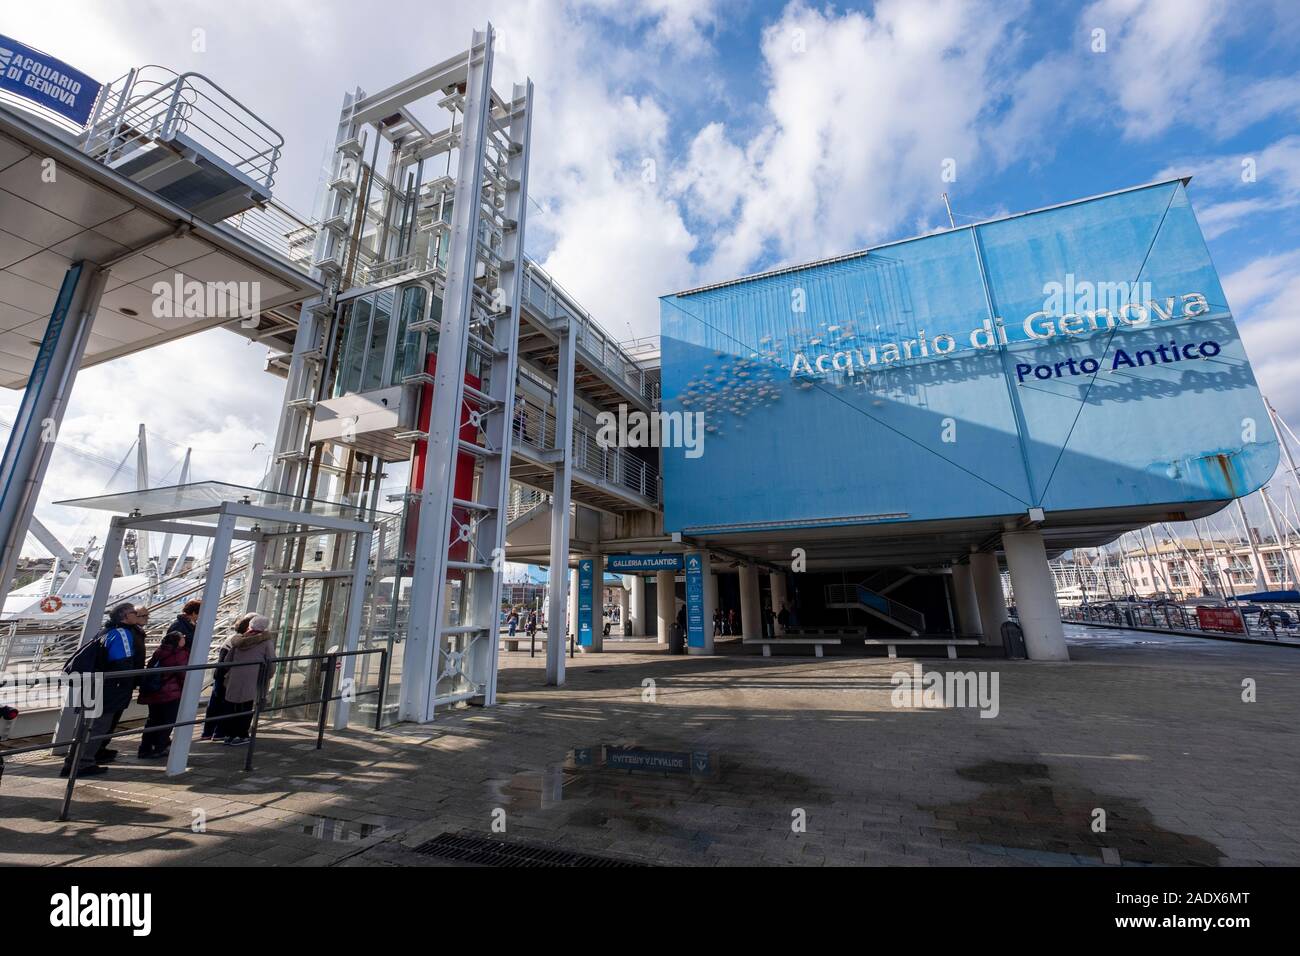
137 630 191 758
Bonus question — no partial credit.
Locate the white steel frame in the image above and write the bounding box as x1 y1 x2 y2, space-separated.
52 500 372 776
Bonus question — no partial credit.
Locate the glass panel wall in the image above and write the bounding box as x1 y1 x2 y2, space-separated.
333 284 444 397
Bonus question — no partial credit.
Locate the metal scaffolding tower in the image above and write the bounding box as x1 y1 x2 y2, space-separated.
267 25 534 722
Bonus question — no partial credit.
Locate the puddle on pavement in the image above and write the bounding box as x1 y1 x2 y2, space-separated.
299 815 387 842
928 760 1222 866
491 742 831 844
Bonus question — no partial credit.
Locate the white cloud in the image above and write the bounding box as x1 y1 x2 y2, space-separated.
1222 250 1300 424
0 330 287 553
1158 135 1300 237
1083 0 1300 140
676 0 1031 280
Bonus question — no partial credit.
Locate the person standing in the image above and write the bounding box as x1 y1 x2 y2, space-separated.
507 608 519 638
220 615 275 745
137 630 190 758
60 603 146 777
167 600 201 643
202 612 254 740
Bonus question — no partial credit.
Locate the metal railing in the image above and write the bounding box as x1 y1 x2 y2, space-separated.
505 484 548 525
82 65 283 191
1 542 256 673
825 582 926 634
506 395 660 503
1063 601 1299 641
223 199 318 269
522 263 659 406
510 393 558 452
0 647 388 821
572 426 659 501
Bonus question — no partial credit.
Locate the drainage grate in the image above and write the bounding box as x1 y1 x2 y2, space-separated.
413 832 647 867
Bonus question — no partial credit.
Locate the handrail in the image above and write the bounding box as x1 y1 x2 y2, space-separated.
81 65 283 191
522 263 659 406
825 582 926 633
0 647 389 821
1 541 257 672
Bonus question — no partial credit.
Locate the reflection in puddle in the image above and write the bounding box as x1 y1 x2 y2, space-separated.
490 744 719 815
487 743 831 853
300 816 387 842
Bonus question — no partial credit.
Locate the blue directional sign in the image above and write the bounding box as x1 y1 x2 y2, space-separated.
577 558 594 647
607 553 684 573
0 35 101 126
685 552 705 648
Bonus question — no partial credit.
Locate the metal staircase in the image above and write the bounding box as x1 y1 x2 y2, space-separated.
825 581 926 636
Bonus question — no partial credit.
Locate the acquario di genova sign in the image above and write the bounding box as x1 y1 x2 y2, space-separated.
789 289 1213 382
0 35 101 127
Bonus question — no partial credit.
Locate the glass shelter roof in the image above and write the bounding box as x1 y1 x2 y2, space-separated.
56 481 388 531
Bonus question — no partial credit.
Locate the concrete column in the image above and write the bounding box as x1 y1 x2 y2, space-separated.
617 582 630 636
770 570 788 635
1002 529 1070 661
688 552 716 655
655 570 675 644
950 563 981 637
629 573 646 636
970 550 1007 647
739 563 761 640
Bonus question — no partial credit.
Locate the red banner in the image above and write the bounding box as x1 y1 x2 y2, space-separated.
1196 606 1245 633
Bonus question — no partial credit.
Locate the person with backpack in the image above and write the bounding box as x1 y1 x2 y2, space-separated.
60 602 147 778
137 629 191 759
220 615 275 746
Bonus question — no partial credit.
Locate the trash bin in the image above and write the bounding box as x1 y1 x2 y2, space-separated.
669 622 686 655
1000 620 1027 660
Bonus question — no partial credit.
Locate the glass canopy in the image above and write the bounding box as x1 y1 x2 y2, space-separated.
56 480 389 529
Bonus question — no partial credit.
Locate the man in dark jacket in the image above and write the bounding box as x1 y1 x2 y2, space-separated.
61 602 147 777
167 600 200 642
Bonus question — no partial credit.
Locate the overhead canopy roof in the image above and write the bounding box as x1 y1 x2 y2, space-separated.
56 480 391 533
0 105 321 389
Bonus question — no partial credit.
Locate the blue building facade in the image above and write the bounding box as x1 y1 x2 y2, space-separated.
660 180 1277 536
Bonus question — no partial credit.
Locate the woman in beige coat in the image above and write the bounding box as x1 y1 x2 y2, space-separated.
221 614 275 746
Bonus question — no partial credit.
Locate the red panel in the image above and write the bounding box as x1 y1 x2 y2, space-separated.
406 351 482 570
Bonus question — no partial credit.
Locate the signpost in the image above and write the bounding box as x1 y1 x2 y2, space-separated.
685 552 704 648
577 557 594 647
607 553 683 573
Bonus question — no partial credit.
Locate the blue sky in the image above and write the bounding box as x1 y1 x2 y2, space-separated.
2 0 1300 548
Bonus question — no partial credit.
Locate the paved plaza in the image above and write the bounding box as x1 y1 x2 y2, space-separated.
2 626 1298 867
